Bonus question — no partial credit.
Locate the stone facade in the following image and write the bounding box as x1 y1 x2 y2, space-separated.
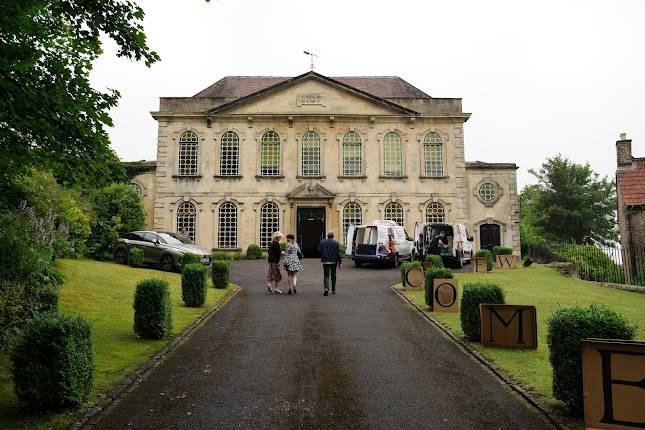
133 72 520 256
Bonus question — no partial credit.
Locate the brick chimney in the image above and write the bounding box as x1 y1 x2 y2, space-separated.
616 132 633 167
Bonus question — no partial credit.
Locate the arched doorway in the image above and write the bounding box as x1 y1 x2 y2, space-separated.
480 224 501 250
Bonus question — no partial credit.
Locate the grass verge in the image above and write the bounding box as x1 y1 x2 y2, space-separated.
400 264 645 410
0 259 236 430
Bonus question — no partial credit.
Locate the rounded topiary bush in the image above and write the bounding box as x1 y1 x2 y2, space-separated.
181 253 201 270
182 264 208 306
424 267 453 309
424 254 444 268
133 278 172 339
10 312 94 409
547 305 637 416
212 260 230 289
460 282 505 340
400 261 422 286
246 244 263 260
128 247 144 268
475 249 494 271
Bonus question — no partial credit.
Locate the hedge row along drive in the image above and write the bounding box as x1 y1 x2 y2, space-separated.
133 278 172 339
182 263 208 306
459 282 506 341
212 260 230 289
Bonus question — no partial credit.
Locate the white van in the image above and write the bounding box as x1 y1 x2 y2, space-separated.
346 220 415 267
413 222 473 268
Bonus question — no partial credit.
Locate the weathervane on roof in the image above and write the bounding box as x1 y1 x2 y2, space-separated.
303 51 318 71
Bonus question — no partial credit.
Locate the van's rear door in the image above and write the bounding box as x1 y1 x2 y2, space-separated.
345 225 356 256
356 226 378 257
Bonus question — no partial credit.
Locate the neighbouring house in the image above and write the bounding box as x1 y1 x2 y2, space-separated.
616 133 645 281
130 71 520 257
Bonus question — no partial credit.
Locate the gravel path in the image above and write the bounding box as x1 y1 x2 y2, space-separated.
96 259 551 429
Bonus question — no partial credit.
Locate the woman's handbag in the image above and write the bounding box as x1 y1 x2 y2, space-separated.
297 249 304 260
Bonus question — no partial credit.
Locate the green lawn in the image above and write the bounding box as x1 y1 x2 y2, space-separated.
0 259 235 430
402 264 645 409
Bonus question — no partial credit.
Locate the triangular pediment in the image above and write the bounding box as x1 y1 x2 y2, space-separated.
287 183 336 200
206 72 417 116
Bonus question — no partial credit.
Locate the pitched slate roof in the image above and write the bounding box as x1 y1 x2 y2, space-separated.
617 158 645 206
194 75 431 99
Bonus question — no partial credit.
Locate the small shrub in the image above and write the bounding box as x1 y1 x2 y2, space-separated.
128 248 144 268
35 285 59 314
231 252 245 260
133 278 172 339
11 312 93 409
181 253 201 270
460 282 505 340
339 244 346 255
213 252 231 261
279 242 287 252
491 246 513 259
246 244 263 260
547 305 637 415
212 260 230 289
424 267 454 309
182 264 208 307
475 249 494 271
400 261 422 285
424 254 444 268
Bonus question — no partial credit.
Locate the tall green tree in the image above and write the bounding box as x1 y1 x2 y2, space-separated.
0 0 158 191
527 155 617 245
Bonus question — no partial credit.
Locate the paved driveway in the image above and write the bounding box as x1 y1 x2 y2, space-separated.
96 259 551 429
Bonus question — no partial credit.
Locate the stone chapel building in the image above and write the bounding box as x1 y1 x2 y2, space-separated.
132 71 520 257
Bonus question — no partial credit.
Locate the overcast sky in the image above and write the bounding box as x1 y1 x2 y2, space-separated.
90 0 645 188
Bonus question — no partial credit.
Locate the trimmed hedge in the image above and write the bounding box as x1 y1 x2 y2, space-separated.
212 260 230 289
475 249 494 271
182 264 208 306
547 305 637 415
128 247 144 268
133 278 172 339
424 267 453 309
491 246 513 259
212 252 231 261
11 312 94 409
181 253 201 270
424 254 444 268
246 244 263 260
400 260 422 286
460 282 506 340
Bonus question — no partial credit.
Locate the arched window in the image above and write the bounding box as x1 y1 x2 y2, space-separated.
425 203 445 223
423 132 443 177
218 202 238 249
342 203 362 243
260 131 281 176
301 131 321 176
341 131 362 176
178 131 199 176
384 202 404 226
383 132 403 177
177 202 197 242
220 131 240 176
259 202 280 249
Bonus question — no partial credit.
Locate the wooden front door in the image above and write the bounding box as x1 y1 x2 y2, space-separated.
480 224 501 250
297 207 325 258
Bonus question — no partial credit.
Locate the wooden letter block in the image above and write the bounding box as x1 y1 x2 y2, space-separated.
582 339 645 429
495 254 518 269
404 266 425 291
475 257 488 273
479 304 538 349
432 279 459 313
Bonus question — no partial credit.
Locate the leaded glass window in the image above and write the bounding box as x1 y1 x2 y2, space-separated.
217 202 238 249
177 202 197 242
220 131 239 176
178 131 199 176
424 132 444 177
260 131 281 176
301 131 321 176
425 203 445 223
342 131 362 176
342 203 362 244
259 202 280 249
479 183 498 202
383 132 403 177
384 202 404 226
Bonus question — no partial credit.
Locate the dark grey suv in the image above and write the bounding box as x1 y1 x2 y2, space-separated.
114 231 212 271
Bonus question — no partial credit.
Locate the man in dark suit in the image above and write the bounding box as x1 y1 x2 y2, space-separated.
318 232 342 296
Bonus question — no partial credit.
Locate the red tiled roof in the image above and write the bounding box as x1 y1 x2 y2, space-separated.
194 76 431 99
617 158 645 206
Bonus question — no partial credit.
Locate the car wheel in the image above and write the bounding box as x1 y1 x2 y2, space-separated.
160 255 175 272
114 248 127 265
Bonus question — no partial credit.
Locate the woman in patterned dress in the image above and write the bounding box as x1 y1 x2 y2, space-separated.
266 231 283 294
283 234 303 295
